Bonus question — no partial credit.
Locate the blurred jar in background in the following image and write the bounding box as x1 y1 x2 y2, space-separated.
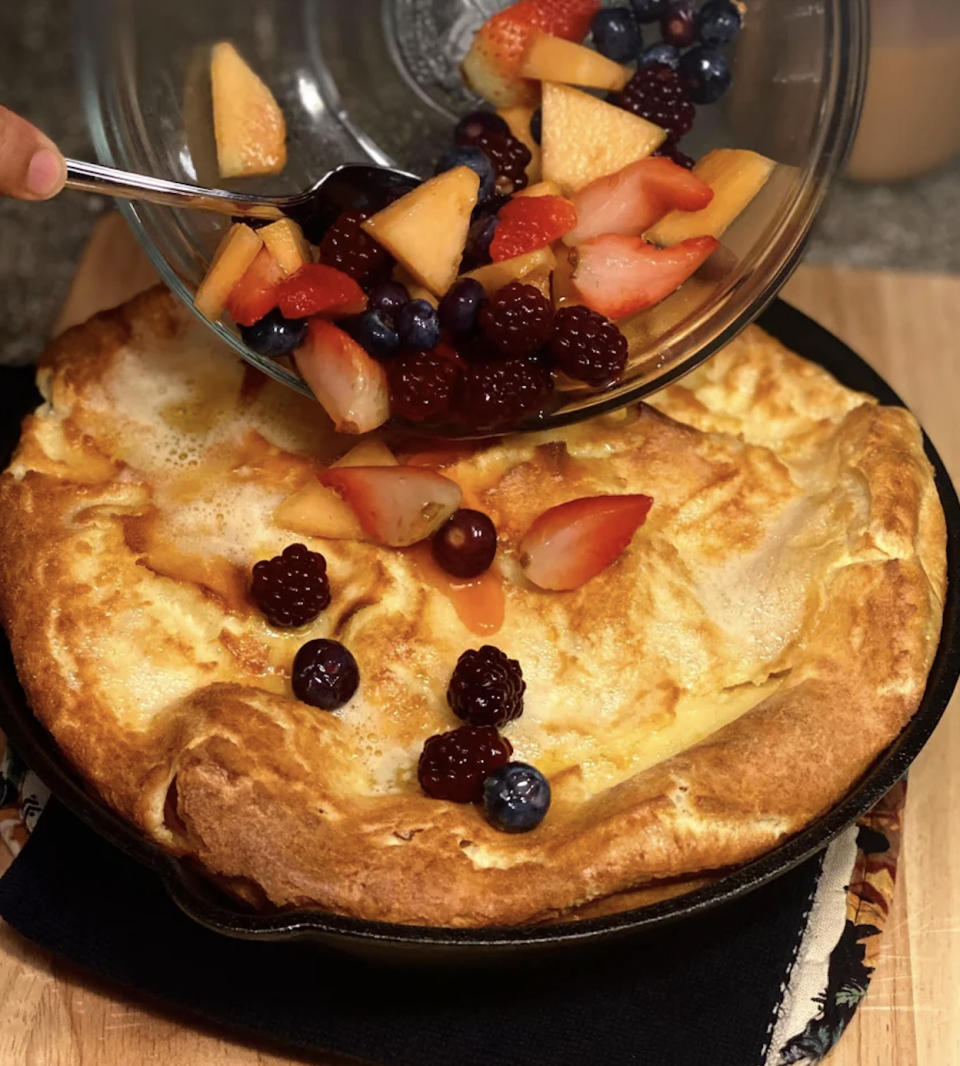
847 0 960 182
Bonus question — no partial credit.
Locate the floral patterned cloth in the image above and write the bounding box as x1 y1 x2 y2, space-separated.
0 730 905 1066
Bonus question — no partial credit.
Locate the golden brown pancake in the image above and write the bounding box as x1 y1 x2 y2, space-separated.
0 287 945 926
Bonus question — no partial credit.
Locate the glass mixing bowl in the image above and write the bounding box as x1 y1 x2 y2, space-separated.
74 0 868 435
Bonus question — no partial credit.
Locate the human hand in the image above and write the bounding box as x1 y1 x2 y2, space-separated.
0 105 66 200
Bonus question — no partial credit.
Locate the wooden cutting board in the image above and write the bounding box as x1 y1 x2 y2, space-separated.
0 213 957 1066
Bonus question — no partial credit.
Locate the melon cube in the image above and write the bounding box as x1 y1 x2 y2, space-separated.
194 223 263 321
362 168 480 297
211 42 287 179
541 82 666 192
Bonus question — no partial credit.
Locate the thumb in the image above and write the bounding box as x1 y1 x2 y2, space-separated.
0 105 66 200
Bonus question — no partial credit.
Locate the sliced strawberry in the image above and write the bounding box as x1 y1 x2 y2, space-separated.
277 264 368 320
572 234 719 319
565 157 714 246
225 246 285 326
295 320 389 435
462 0 601 107
519 494 653 591
489 195 579 262
317 466 462 547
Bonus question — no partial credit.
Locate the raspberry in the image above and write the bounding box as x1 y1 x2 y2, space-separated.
458 357 554 432
550 306 629 387
387 349 461 423
448 646 525 728
459 129 531 195
614 64 696 145
418 725 513 803
479 282 553 359
318 209 394 288
251 544 330 628
654 141 696 170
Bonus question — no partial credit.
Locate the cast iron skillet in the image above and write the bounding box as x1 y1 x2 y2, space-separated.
0 300 957 961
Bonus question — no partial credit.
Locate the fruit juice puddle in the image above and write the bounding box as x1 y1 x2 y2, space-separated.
410 543 505 636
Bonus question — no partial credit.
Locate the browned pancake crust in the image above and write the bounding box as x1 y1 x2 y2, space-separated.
0 288 946 926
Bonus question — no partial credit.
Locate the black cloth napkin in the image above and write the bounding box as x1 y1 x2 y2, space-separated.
0 799 824 1066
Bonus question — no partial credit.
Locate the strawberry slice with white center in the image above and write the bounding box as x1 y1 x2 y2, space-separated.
572 234 719 319
565 157 714 246
519 494 653 591
317 466 462 547
295 320 390 435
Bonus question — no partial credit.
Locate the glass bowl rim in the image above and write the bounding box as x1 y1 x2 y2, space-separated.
75 0 871 438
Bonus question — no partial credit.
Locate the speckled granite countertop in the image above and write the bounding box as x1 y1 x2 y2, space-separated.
1 0 958 367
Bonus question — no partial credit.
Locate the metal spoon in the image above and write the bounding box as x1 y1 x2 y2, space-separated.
64 158 421 229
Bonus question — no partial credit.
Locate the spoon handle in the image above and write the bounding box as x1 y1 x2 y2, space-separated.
63 159 286 220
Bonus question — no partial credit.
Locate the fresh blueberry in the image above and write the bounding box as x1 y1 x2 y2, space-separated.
239 309 308 357
367 280 410 322
398 299 441 350
460 215 500 272
530 108 542 147
591 8 642 64
292 639 359 712
439 278 486 336
629 0 669 23
482 762 551 833
435 146 496 204
698 0 742 46
352 309 400 360
640 42 680 70
471 192 509 225
680 45 732 104
661 1 699 48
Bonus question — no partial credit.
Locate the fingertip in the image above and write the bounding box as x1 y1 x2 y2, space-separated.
25 147 66 200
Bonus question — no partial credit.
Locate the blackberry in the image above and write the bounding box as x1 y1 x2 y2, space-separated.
418 725 513 803
482 763 551 832
550 305 629 387
388 348 461 423
479 282 553 359
292 638 359 711
432 509 498 579
458 357 554 431
654 141 696 170
447 645 525 728
317 208 393 288
459 129 531 195
614 64 695 145
251 544 330 628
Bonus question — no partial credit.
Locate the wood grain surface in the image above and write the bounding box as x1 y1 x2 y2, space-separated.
0 213 957 1065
